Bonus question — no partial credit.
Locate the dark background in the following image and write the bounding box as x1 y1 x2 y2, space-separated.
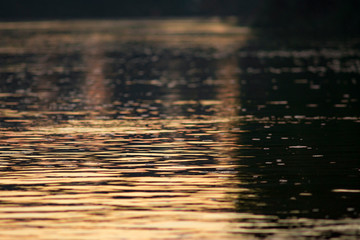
0 0 359 35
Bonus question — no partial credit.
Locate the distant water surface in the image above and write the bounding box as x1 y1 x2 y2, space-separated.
0 19 359 239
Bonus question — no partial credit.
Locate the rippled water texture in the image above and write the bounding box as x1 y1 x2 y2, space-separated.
0 19 359 239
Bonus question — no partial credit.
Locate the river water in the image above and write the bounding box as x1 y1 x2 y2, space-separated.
0 19 359 239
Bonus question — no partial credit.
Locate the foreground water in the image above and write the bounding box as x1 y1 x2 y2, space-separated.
0 19 359 239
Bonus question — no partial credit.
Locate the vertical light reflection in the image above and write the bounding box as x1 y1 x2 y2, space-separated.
82 34 111 112
213 56 242 162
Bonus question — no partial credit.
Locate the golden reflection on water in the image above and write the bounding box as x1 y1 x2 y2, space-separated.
0 19 255 239
0 117 246 239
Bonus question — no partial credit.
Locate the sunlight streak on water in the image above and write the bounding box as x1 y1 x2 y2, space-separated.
0 19 254 240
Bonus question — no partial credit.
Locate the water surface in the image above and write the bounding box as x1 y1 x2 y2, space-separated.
0 19 359 239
